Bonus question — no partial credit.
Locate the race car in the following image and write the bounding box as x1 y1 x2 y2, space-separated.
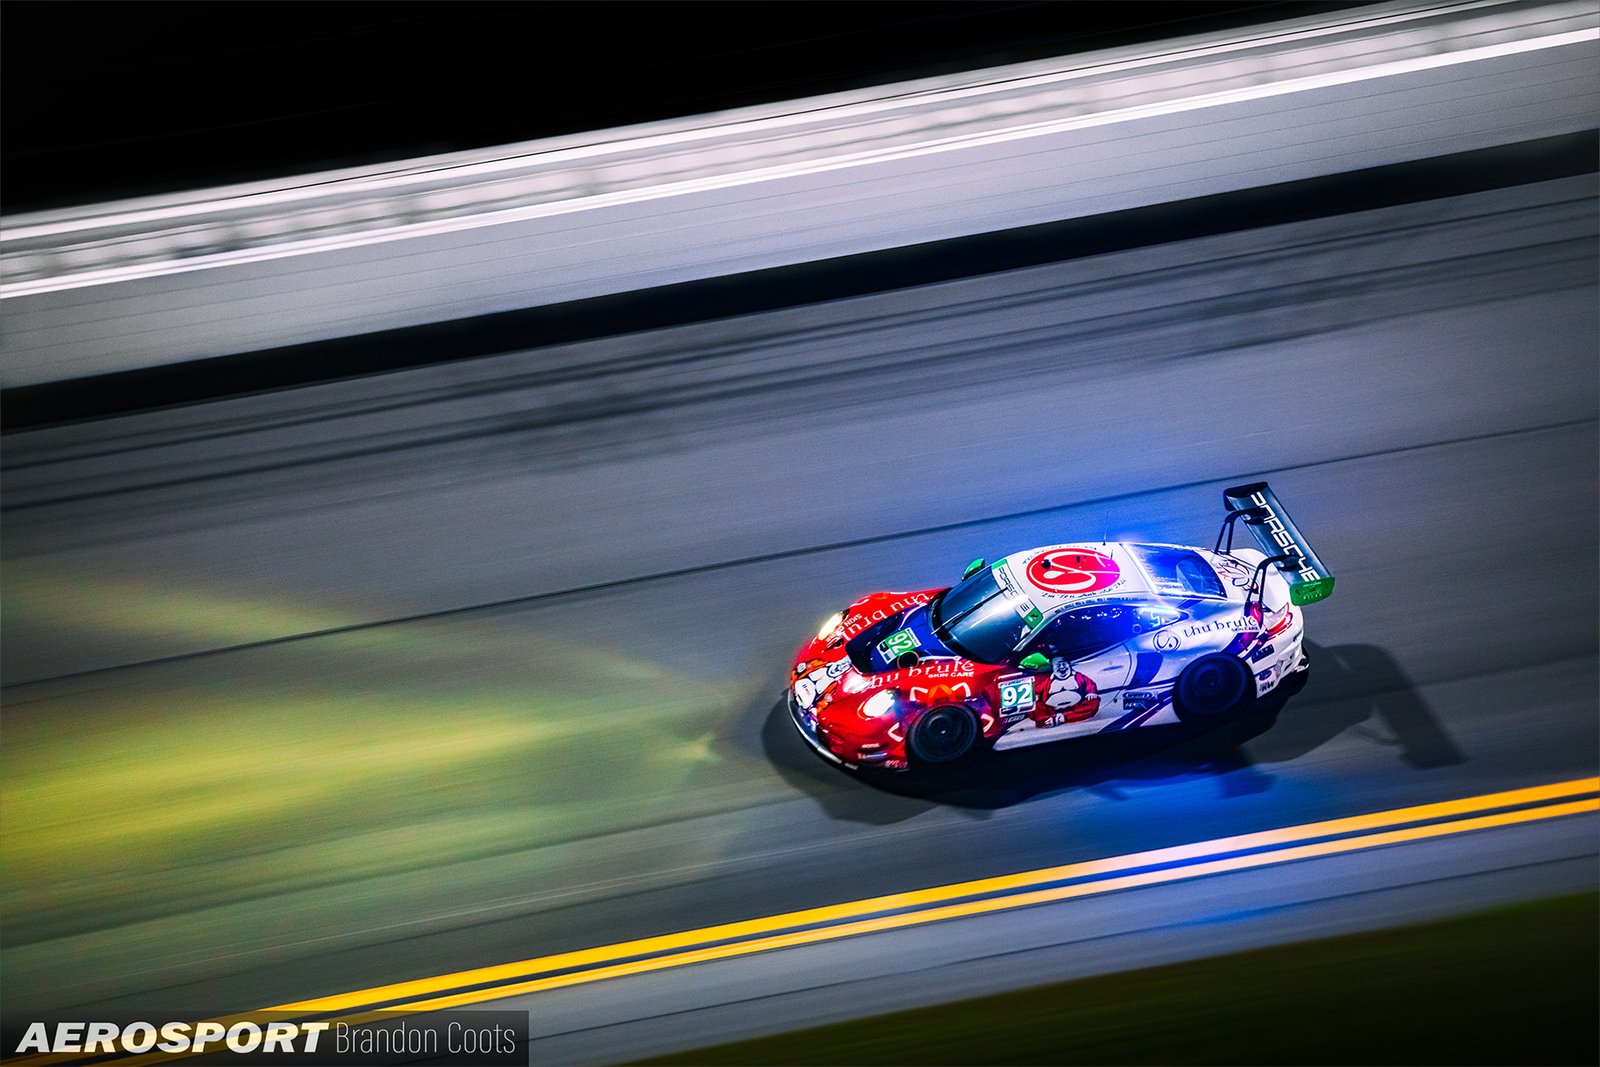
788 482 1333 772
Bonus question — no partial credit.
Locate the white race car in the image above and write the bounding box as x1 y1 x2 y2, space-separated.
789 483 1333 771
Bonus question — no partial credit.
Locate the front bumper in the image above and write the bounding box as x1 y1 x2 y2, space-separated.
788 687 845 766
1252 621 1308 696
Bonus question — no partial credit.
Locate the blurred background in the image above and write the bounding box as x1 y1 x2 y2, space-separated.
2 1 1365 211
2 3 1596 1064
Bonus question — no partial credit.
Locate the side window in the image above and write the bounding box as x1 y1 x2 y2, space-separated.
1029 606 1139 660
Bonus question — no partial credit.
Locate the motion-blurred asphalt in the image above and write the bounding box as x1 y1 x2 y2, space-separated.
2 176 1595 1048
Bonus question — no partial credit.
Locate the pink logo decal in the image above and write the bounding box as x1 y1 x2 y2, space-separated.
1026 549 1120 595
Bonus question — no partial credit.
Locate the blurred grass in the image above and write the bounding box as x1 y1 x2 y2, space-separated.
0 575 778 1006
642 893 1599 1066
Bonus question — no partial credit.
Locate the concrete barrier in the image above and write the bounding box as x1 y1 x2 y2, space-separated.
2 0 1595 386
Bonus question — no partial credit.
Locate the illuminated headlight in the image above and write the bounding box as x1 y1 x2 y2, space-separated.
817 612 845 641
862 690 899 718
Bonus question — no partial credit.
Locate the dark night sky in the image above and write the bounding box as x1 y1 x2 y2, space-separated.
2 2 1374 212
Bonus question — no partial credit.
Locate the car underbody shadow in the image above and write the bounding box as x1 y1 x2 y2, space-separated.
761 694 941 824
874 687 1295 809
1248 641 1467 769
763 640 1463 817
762 685 1293 815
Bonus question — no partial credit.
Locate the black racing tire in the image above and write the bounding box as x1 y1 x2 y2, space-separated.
1173 654 1256 722
907 704 981 765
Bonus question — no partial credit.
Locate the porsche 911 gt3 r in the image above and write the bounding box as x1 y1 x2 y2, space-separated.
788 482 1332 772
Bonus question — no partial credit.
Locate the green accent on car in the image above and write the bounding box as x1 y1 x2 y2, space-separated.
1289 575 1335 605
962 558 986 579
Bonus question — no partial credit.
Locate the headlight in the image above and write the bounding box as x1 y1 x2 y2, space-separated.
816 611 845 641
862 690 898 718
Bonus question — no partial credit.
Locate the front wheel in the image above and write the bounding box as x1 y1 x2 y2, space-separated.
1173 654 1256 722
907 704 980 765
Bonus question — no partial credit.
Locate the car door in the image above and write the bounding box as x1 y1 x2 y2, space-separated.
1020 605 1136 720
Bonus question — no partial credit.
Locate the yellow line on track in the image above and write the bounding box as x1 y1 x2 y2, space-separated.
11 778 1596 1067
268 776 1599 1014
373 795 1600 1013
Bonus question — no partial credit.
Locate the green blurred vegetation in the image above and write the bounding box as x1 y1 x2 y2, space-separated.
642 893 1599 1066
1 573 770 1008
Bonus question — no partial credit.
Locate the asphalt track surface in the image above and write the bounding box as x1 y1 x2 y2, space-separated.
3 175 1596 1058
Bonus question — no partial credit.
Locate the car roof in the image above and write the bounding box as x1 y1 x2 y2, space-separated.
995 542 1225 606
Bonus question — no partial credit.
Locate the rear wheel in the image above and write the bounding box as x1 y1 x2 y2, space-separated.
908 704 980 765
1173 654 1256 722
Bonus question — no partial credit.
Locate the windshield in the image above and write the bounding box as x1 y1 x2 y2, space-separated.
930 568 1034 663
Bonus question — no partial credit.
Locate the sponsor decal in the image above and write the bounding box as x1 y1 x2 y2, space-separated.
1212 554 1253 588
878 628 920 659
1122 690 1158 713
910 681 973 705
1153 630 1181 652
1181 616 1261 639
851 659 972 694
994 562 1046 626
856 657 980 689
792 656 852 711
839 592 934 639
1248 489 1324 584
992 561 1020 595
1025 549 1121 595
905 659 976 677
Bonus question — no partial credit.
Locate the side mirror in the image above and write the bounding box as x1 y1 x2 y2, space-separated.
962 558 987 580
1017 652 1051 672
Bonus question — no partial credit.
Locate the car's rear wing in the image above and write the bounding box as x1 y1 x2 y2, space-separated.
1216 482 1335 606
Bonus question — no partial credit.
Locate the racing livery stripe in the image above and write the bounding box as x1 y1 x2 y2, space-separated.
1129 651 1164 689
1101 693 1173 732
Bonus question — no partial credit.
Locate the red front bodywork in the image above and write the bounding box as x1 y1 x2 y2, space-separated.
790 589 1099 769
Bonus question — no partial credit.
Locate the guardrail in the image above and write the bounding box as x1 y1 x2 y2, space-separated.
2 0 1595 387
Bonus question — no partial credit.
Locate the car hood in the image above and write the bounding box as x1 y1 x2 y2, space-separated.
851 601 961 673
